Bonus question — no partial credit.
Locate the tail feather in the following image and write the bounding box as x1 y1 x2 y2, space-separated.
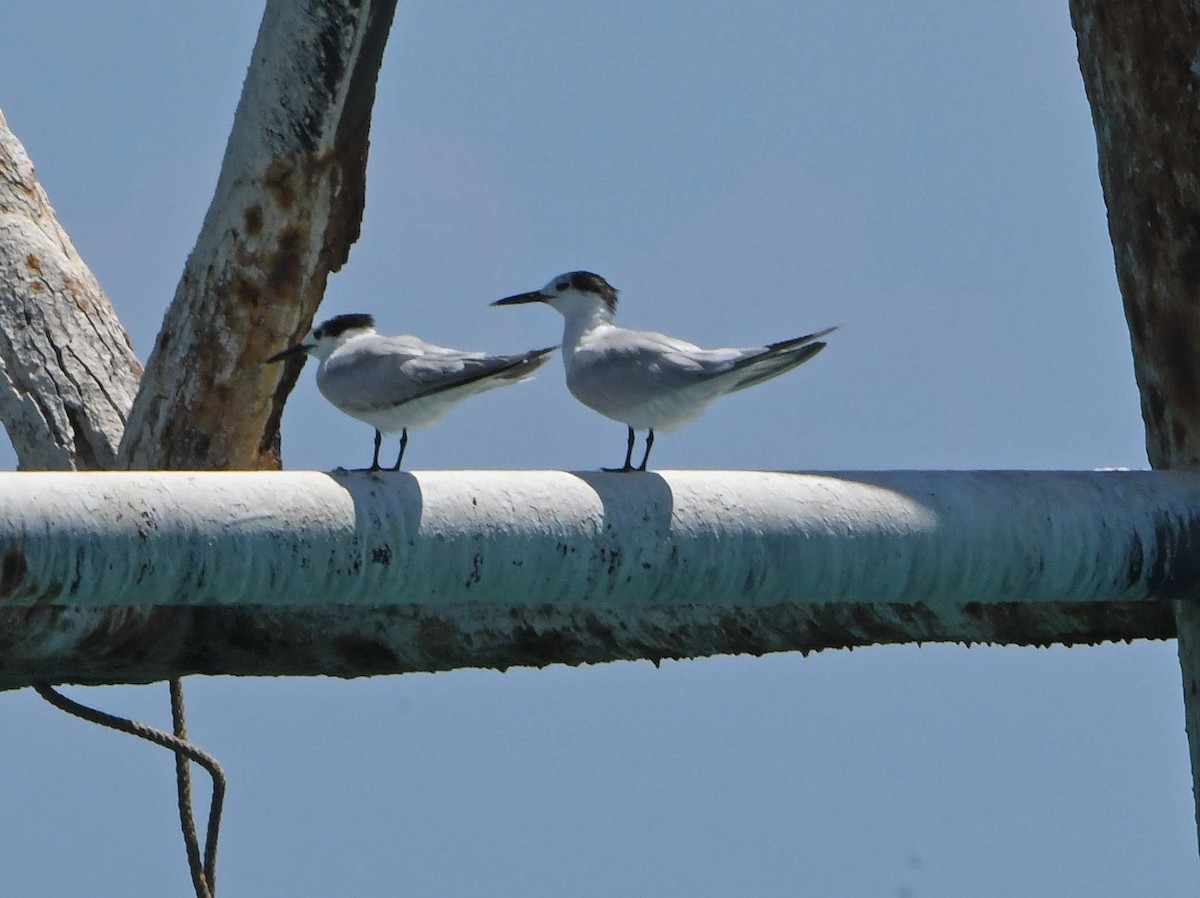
419 346 556 400
726 341 827 393
762 324 839 355
715 324 837 394
491 346 556 382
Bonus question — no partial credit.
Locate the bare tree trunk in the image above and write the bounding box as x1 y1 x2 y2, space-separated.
0 110 141 470
0 104 210 895
1071 0 1200 851
118 0 398 471
0 107 181 691
1 3 400 893
1 18 402 882
0 0 399 675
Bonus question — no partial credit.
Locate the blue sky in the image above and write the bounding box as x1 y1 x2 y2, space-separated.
1 3 1196 895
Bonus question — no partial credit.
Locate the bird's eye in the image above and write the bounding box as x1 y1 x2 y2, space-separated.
555 281 569 291
313 328 323 339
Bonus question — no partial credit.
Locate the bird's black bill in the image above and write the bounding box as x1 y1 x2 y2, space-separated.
492 291 548 306
264 343 307 364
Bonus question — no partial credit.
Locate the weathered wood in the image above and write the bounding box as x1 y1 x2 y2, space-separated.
1071 0 1200 851
0 110 141 470
0 107 203 894
0 0 400 702
118 0 399 471
0 108 173 700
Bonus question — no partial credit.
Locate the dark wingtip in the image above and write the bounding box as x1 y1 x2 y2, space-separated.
765 325 839 354
519 346 557 369
789 341 827 363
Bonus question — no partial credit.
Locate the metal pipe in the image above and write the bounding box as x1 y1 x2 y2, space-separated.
0 470 1193 687
4 469 1200 607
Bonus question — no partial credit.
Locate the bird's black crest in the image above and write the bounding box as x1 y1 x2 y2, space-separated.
318 313 376 337
567 271 619 313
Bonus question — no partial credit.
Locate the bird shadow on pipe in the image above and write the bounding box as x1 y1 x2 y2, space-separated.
326 469 425 552
567 472 676 594
568 471 675 534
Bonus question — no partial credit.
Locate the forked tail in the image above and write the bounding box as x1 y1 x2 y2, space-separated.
724 325 837 393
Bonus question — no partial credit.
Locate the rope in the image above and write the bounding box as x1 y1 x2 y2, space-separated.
171 677 222 898
33 681 225 898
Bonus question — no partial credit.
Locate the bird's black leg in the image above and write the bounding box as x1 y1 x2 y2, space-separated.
390 428 408 472
603 426 636 472
369 430 383 471
636 428 655 471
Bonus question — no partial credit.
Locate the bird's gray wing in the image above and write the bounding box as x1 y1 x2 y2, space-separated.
320 338 554 412
570 329 741 409
572 325 835 409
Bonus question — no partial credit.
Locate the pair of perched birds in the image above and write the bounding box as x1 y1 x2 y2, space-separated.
267 271 836 472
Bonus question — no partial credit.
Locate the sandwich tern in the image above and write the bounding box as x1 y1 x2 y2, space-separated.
494 271 835 471
267 313 555 470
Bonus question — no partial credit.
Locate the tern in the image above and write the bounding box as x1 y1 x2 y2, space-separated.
267 313 555 470
494 271 835 471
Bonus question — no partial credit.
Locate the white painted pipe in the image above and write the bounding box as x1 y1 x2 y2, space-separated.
1 470 1198 610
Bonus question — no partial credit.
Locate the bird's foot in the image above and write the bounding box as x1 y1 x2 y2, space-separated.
602 464 637 473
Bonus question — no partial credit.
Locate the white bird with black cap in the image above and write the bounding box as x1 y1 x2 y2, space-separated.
267 313 555 471
494 271 836 472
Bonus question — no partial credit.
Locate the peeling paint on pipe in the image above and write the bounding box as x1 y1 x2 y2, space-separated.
0 470 1194 688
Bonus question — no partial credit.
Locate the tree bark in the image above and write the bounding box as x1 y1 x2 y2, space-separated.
1071 0 1200 851
0 0 399 685
118 0 398 470
1 6 400 890
0 108 178 695
0 110 141 470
